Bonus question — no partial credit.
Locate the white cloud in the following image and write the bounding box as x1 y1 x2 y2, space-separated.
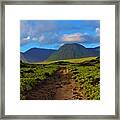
62 33 83 42
84 33 89 35
96 28 100 36
21 36 31 45
23 36 30 41
39 35 45 41
32 37 38 41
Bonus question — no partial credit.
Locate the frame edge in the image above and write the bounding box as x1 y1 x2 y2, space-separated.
1 0 119 119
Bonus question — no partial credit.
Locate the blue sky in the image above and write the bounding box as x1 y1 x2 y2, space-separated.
20 20 100 52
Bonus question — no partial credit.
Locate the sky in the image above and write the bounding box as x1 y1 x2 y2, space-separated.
20 20 100 52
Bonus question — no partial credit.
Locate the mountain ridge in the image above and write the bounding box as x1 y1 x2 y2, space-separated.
20 43 100 62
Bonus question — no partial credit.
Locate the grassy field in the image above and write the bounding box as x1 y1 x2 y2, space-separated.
35 57 97 64
20 57 100 100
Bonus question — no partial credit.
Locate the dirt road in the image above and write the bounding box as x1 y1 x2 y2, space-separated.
24 67 84 100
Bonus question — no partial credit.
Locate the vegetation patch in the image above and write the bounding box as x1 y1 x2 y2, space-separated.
20 57 100 100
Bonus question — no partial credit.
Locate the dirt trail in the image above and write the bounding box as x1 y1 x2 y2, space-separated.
24 67 83 100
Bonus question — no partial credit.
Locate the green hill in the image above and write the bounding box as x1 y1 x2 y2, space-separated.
47 43 99 61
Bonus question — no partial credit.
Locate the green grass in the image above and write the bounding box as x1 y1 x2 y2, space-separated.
62 57 97 63
20 61 60 99
20 57 100 100
35 57 97 64
67 62 100 100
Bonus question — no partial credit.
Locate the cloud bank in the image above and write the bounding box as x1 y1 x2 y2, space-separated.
20 20 100 51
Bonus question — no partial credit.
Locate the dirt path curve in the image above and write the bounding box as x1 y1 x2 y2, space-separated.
24 67 83 100
54 68 76 100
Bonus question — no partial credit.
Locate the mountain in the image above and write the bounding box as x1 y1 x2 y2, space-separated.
94 46 100 52
47 43 100 61
87 46 100 52
20 43 100 63
21 48 56 62
20 52 27 62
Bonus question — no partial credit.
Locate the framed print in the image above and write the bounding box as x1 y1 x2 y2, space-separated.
0 0 119 119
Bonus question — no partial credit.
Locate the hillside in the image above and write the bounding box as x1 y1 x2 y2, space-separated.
47 43 99 61
20 52 27 62
21 48 56 62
